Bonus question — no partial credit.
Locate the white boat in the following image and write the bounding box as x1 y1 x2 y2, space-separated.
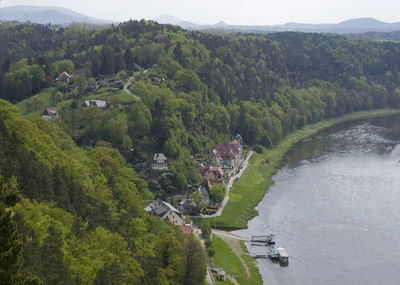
277 247 289 265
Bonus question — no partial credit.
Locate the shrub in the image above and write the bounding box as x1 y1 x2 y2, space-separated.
253 145 264 154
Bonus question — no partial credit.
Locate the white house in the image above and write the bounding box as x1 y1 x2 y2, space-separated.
84 100 107 108
145 198 185 226
152 153 168 171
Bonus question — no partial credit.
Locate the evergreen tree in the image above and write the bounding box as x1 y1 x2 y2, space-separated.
124 48 134 71
0 177 22 284
100 45 114 75
38 226 72 285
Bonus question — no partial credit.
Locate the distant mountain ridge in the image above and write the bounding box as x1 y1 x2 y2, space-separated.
0 5 113 25
155 15 400 34
1 6 400 34
155 14 197 29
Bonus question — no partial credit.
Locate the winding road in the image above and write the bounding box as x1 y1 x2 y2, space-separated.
123 76 141 100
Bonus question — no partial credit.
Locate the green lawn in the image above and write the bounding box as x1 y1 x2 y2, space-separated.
212 236 262 285
16 87 136 119
213 108 400 229
16 88 55 117
107 90 136 105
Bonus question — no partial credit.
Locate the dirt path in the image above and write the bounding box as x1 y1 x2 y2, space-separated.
123 76 141 100
226 275 240 285
212 230 250 242
213 230 251 278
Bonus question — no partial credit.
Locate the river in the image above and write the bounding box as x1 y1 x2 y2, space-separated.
235 114 400 285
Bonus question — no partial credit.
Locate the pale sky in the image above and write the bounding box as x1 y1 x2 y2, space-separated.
0 0 399 25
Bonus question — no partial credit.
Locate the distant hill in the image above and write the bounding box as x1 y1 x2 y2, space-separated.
0 5 113 25
155 14 184 25
156 15 400 34
154 14 196 29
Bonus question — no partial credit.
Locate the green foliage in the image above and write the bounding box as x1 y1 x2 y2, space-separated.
64 226 143 284
50 60 74 77
0 177 22 284
0 99 208 284
200 220 211 239
209 184 226 202
253 145 264 154
4 64 45 102
182 234 207 285
175 69 201 92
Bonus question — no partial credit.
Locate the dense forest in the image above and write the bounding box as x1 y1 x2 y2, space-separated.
2 20 400 194
0 100 207 284
1 19 400 284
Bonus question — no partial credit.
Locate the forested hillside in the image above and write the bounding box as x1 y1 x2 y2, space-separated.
2 20 400 197
0 100 206 284
1 20 400 283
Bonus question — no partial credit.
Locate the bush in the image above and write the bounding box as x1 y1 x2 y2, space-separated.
201 221 211 239
207 247 215 257
253 145 264 154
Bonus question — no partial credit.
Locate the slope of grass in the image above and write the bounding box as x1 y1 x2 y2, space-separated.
16 87 136 119
212 236 262 285
213 108 400 229
16 88 55 117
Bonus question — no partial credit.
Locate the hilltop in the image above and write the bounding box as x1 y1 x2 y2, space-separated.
0 5 112 25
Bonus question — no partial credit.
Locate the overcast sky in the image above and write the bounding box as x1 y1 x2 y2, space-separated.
0 0 399 25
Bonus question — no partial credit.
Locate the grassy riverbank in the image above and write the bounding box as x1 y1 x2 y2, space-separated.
212 236 263 285
213 108 400 229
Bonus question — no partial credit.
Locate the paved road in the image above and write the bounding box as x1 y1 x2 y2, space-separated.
123 76 140 100
193 150 254 219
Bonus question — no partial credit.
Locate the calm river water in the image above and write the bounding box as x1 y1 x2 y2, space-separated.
235 114 400 285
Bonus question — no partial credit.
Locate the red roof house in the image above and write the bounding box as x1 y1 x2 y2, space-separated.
180 225 193 237
57 71 73 83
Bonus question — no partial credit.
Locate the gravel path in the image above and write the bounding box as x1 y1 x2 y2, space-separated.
123 76 140 100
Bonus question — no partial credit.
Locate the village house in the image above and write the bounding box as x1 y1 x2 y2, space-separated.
96 81 110 88
57 71 73 83
145 198 185 226
179 186 209 214
152 153 168 171
203 166 224 189
208 134 243 174
42 108 59 120
180 224 193 237
84 100 107 108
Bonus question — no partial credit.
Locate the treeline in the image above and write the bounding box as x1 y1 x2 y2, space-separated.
2 20 400 194
1 18 400 284
0 100 207 284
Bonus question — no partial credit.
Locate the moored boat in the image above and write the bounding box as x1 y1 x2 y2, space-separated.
277 247 289 265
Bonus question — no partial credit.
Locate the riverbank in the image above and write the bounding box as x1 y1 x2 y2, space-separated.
212 108 400 229
211 236 263 285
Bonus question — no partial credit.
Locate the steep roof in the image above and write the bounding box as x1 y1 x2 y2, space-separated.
59 71 73 78
153 153 167 161
212 143 240 160
145 198 183 218
198 187 209 201
46 108 58 115
209 166 224 177
180 225 192 237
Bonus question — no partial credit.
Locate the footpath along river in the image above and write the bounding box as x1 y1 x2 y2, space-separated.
235 114 400 285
